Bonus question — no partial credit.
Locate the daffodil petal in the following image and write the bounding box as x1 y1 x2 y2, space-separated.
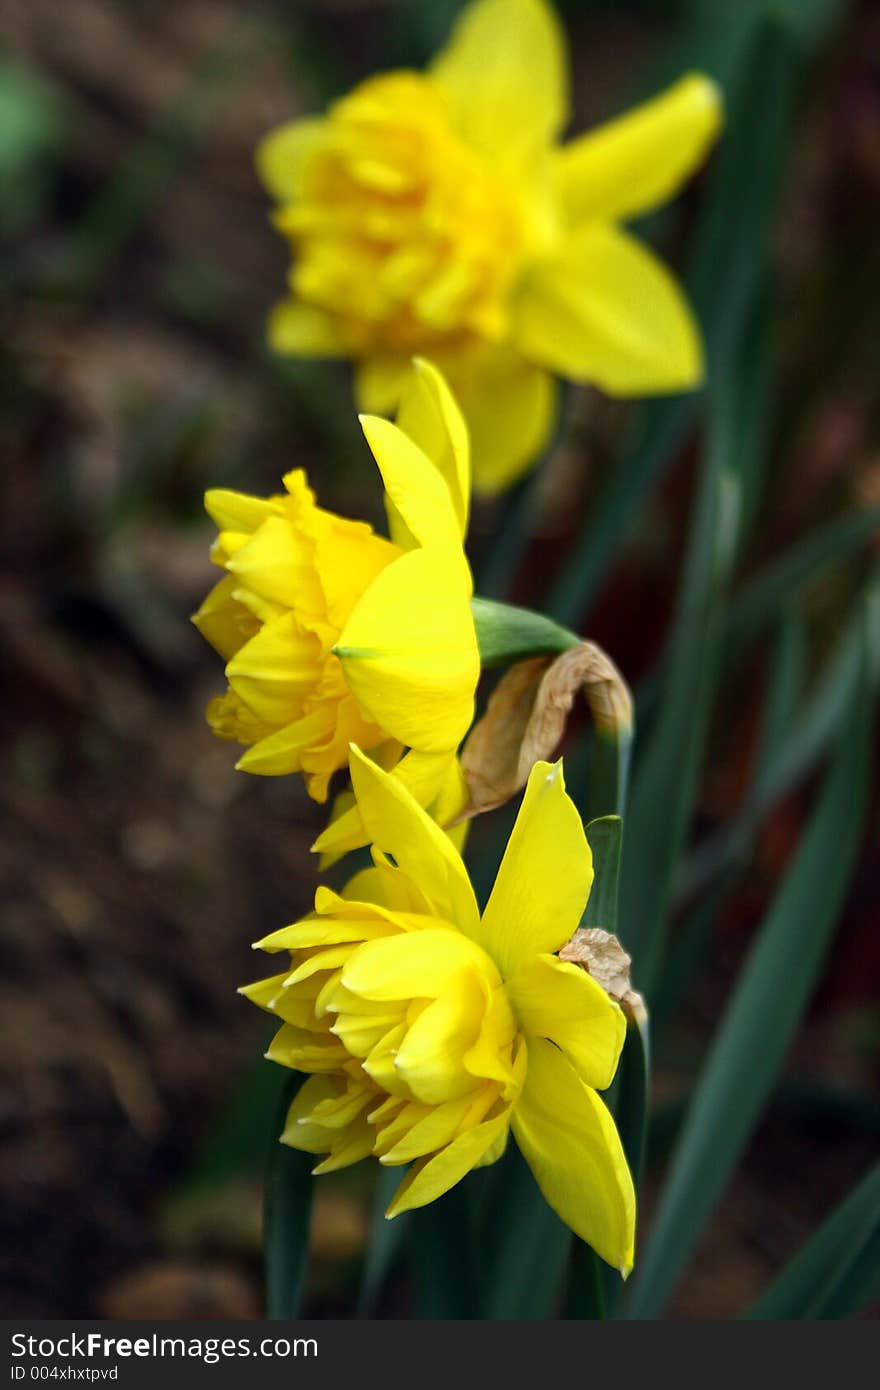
384 1110 511 1215
256 117 326 202
225 515 324 612
396 358 470 539
266 1022 348 1073
359 413 463 556
311 748 458 865
430 0 568 166
191 575 254 662
347 746 481 940
553 73 722 226
512 1036 635 1274
204 488 282 535
481 760 592 979
506 953 626 1090
513 223 704 395
225 612 322 726
267 297 350 357
342 930 488 1001
310 1119 375 1173
376 1094 480 1164
453 346 557 495
354 356 411 414
337 547 478 754
394 973 487 1105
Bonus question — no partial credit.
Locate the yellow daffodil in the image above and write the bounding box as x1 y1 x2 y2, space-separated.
244 747 636 1273
192 359 479 806
257 0 722 493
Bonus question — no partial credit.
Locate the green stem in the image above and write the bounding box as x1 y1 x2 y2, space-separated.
470 595 581 668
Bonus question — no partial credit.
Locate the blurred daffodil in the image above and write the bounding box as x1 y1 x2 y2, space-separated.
244 748 635 1274
258 0 722 493
193 359 478 804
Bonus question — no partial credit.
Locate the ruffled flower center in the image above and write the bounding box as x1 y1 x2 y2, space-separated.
276 72 532 353
252 905 525 1171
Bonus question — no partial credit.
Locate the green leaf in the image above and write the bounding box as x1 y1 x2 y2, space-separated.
747 1162 880 1319
677 595 875 904
263 1073 315 1319
726 504 880 653
584 817 623 929
408 1181 481 1318
624 615 876 1319
618 17 797 994
355 1166 408 1317
547 10 795 629
480 1145 573 1319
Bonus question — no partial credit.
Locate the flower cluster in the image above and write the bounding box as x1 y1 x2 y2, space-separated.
244 750 635 1274
193 358 477 830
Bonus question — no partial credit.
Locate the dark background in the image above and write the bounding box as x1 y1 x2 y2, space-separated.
2 0 878 1318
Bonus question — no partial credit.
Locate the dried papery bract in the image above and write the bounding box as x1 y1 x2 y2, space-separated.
559 927 646 1026
459 641 632 818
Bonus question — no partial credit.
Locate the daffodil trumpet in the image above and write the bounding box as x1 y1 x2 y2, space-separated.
244 749 636 1275
257 0 723 493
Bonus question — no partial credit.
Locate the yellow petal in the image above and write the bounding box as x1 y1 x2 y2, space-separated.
311 748 457 865
481 759 592 979
337 548 478 754
225 516 324 613
385 1109 511 1216
553 73 722 226
393 972 487 1104
204 488 282 537
396 358 470 539
512 1037 635 1273
513 223 704 395
266 1022 348 1073
267 297 350 357
310 1118 375 1173
347 745 481 940
226 612 322 726
430 0 568 167
342 929 493 1002
191 575 256 662
452 345 557 495
506 952 626 1089
359 413 463 556
355 356 411 414
376 1095 468 1164
234 708 331 779
256 117 326 203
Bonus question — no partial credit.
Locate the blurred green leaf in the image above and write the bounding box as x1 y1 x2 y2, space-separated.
264 1073 314 1319
625 608 875 1318
678 590 877 904
355 1166 407 1317
618 16 797 993
408 1182 480 1317
726 504 880 653
747 1162 880 1319
547 7 795 629
0 54 65 236
480 1144 572 1319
